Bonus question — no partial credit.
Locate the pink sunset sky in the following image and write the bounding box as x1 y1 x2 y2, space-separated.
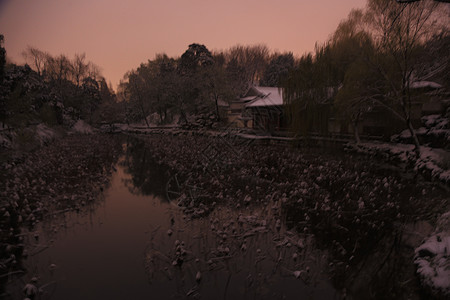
0 0 366 89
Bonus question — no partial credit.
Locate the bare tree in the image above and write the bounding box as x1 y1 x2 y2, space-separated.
44 54 72 85
22 46 48 76
86 62 101 82
226 44 270 88
365 0 444 154
72 53 88 87
330 9 380 143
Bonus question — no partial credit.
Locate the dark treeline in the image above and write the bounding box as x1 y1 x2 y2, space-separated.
0 43 117 128
283 0 449 153
0 0 448 155
119 0 449 155
0 38 295 129
118 44 295 126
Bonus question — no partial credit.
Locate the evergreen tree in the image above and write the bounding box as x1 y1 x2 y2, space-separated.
0 34 6 126
0 34 6 81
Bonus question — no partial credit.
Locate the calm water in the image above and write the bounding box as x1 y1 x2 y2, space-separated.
5 142 337 299
6 136 441 299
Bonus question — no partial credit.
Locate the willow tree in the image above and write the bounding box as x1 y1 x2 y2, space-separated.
331 9 381 143
283 47 337 138
335 59 382 143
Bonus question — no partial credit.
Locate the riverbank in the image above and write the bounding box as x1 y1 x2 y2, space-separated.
129 133 449 299
0 133 123 292
1 132 448 299
115 123 450 186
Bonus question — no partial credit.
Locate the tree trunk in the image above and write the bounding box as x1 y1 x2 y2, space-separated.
401 88 420 156
353 119 361 144
215 95 220 122
406 117 421 156
158 108 163 124
180 110 187 124
143 115 150 128
140 103 150 128
179 99 188 125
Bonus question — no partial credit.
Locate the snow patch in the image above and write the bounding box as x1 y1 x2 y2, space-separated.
398 127 428 138
415 211 450 297
72 120 94 134
439 170 450 182
410 81 442 90
422 115 448 129
35 124 56 145
348 142 450 184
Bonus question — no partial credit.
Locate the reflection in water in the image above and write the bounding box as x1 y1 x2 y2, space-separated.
119 136 336 298
285 197 440 299
5 154 169 299
0 134 123 299
3 135 445 299
144 202 334 300
120 136 171 199
3 141 336 300
326 220 436 299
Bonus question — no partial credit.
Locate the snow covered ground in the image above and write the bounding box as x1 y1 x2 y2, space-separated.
35 124 56 145
415 211 450 298
71 120 94 134
392 114 450 149
348 142 450 184
1 123 58 152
